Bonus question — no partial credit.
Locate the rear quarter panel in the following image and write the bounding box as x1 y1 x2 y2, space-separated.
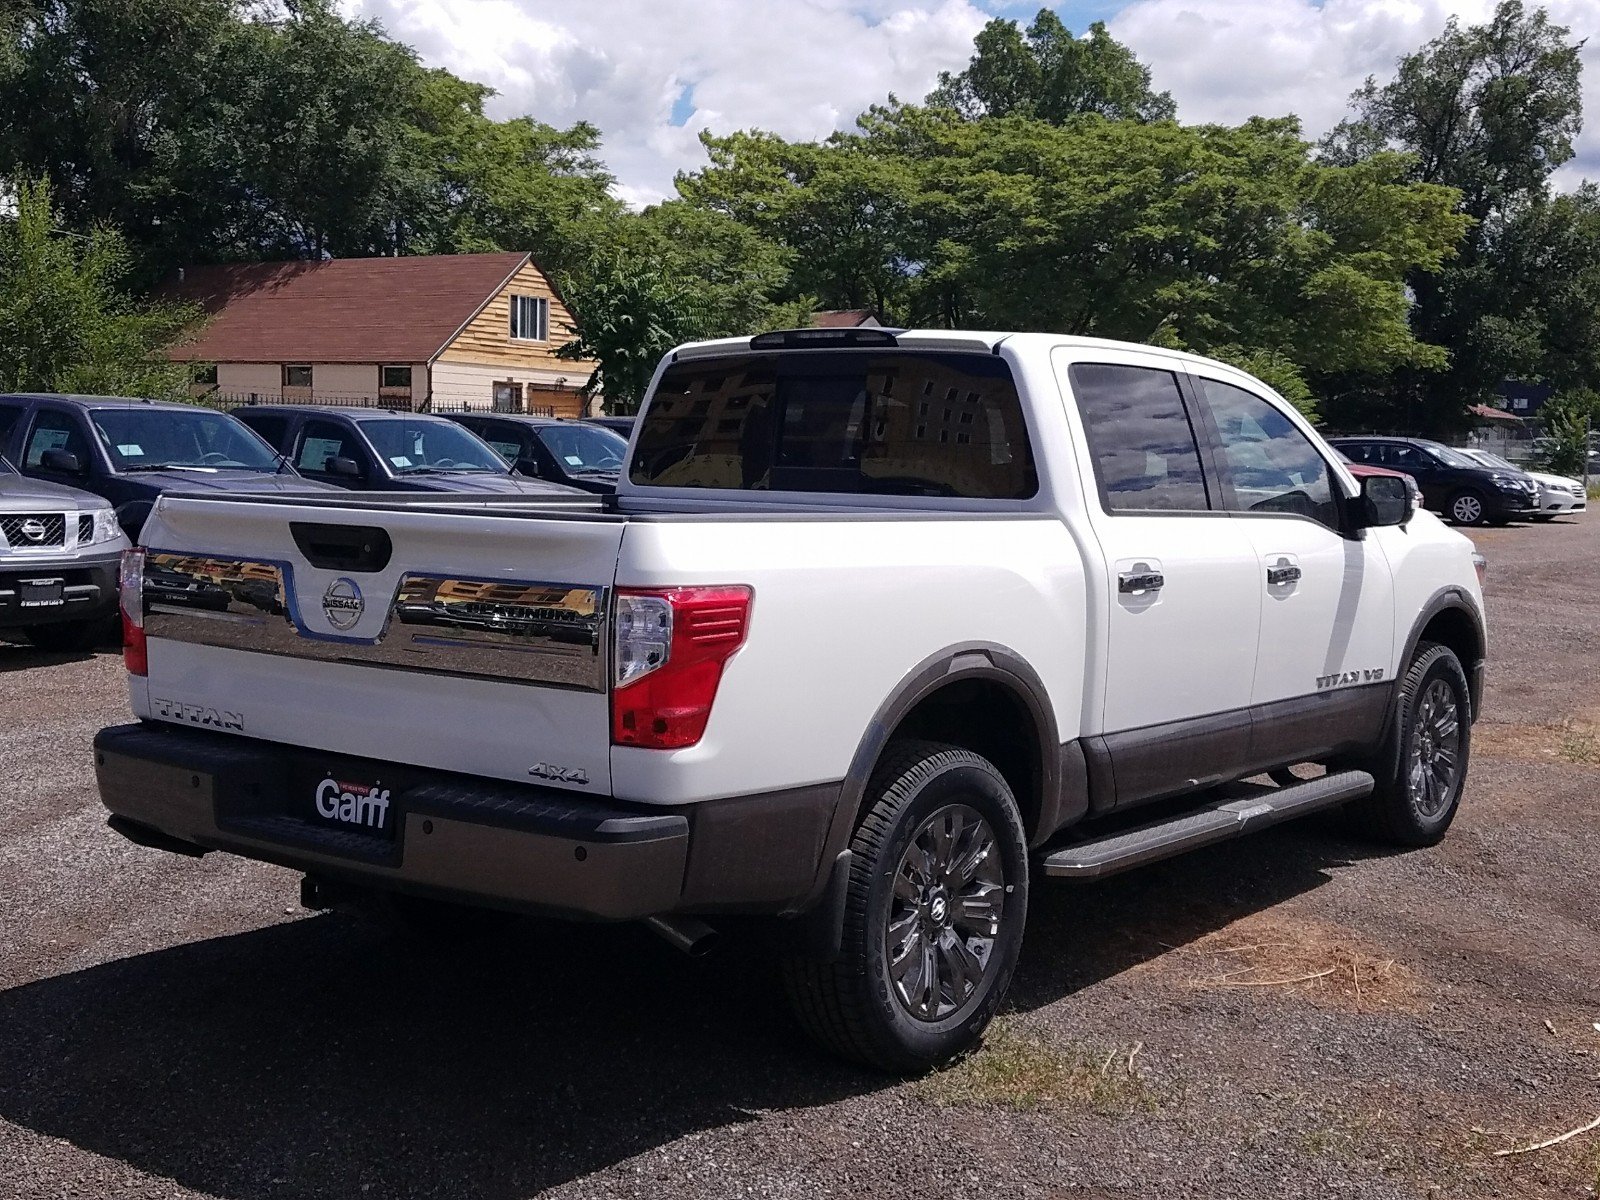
610 514 1088 804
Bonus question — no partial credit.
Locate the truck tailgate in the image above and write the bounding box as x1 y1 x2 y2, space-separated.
132 494 624 793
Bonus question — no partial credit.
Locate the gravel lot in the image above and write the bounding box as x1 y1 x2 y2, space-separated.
4 516 1599 1199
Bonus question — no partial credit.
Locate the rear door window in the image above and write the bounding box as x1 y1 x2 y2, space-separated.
1068 364 1210 512
628 351 1036 499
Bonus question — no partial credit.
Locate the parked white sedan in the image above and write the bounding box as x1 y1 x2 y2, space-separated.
1460 449 1587 520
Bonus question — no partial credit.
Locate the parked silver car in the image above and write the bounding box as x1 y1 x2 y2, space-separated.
1459 449 1587 521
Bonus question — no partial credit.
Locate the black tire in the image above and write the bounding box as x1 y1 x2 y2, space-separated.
780 739 1029 1073
1447 490 1488 526
1347 642 1472 846
23 619 101 652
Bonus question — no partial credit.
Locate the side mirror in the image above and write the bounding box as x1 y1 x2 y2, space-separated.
327 456 364 479
40 448 84 474
1359 474 1413 528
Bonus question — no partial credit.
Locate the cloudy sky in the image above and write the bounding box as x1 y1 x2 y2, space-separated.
342 0 1600 206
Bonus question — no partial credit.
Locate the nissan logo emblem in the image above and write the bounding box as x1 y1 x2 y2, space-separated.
321 577 365 631
19 518 47 542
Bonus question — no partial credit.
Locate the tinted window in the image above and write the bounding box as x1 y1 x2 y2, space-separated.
1070 364 1209 511
1337 441 1380 465
629 352 1035 499
297 419 360 474
1386 444 1429 471
91 407 277 470
238 413 291 451
24 410 91 468
1198 378 1339 529
0 404 24 447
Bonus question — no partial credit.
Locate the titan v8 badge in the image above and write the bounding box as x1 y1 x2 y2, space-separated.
322 577 364 631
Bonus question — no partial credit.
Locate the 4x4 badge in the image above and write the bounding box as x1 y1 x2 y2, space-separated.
321 577 364 631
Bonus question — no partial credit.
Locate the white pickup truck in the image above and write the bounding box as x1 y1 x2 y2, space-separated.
96 327 1485 1071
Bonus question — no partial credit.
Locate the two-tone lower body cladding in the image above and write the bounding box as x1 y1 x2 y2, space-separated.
95 722 845 921
0 548 119 631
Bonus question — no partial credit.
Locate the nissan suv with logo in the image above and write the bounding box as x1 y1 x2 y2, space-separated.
0 453 129 650
1328 435 1539 526
94 328 1486 1072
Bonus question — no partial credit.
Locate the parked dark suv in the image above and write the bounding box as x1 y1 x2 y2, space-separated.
233 407 580 496
1328 436 1539 525
0 394 337 540
444 413 627 493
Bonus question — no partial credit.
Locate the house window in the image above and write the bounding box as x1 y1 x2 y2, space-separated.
283 364 313 389
509 295 549 341
381 365 412 391
195 364 218 387
493 382 523 413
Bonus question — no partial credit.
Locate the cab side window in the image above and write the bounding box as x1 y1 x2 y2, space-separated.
1198 378 1340 530
296 419 359 475
1070 364 1210 512
24 409 91 469
0 403 24 450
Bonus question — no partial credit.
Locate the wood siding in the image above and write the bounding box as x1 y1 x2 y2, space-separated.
436 261 595 371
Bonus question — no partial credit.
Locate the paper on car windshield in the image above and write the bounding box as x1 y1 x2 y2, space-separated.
390 455 411 467
117 444 144 457
565 455 585 466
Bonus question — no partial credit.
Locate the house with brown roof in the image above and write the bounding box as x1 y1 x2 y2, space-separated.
809 309 882 329
160 252 596 416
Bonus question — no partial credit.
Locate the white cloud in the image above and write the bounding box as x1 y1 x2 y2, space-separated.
347 0 995 203
346 0 1600 202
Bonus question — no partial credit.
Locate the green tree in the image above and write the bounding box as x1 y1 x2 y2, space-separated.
927 10 1175 124
1319 1 1587 432
0 178 197 399
1536 388 1598 476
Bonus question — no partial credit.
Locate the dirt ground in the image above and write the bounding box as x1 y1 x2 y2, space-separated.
3 514 1598 1200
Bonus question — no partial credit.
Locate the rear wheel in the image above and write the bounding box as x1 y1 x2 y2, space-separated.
781 740 1028 1073
1347 642 1471 846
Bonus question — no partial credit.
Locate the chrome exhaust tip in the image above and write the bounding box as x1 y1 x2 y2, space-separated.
643 914 719 957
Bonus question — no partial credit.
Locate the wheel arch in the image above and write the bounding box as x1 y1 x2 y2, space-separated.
828 644 1083 863
1400 587 1485 719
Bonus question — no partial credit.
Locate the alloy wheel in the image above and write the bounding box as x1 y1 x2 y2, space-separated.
885 803 1006 1022
1408 678 1461 818
1451 494 1483 524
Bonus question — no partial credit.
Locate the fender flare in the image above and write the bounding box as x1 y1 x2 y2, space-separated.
1398 586 1486 718
796 642 1073 916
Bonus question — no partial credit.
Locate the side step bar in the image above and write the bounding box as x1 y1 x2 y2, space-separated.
1040 769 1375 881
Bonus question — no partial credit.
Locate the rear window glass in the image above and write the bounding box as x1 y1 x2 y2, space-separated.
628 351 1036 499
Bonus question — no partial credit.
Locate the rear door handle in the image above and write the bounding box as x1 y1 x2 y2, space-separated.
1118 570 1165 594
1267 564 1302 586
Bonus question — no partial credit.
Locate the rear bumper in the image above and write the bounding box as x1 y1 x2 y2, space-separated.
94 722 841 920
0 551 119 628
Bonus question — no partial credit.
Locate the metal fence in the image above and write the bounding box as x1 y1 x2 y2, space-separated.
192 391 557 418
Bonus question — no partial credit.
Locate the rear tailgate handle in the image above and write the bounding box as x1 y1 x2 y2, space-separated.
290 522 393 573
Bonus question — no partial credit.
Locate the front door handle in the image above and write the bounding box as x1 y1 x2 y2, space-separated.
1118 569 1165 594
1267 564 1302 586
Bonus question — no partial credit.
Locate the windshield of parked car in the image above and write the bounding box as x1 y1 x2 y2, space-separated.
534 423 627 474
357 418 508 473
1421 442 1483 469
1464 449 1519 471
91 407 280 471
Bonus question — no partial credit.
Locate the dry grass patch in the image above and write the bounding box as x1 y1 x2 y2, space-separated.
1474 717 1600 766
1181 915 1425 1013
916 1020 1156 1114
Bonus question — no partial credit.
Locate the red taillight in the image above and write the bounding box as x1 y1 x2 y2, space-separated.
611 585 752 749
120 548 147 676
